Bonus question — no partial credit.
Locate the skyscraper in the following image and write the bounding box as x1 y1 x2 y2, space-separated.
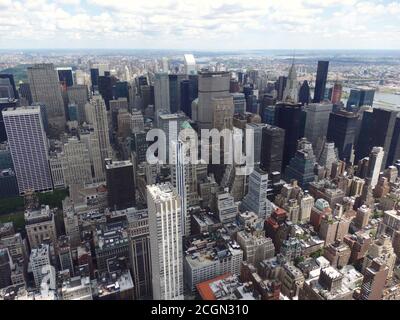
303 102 333 150
327 110 359 162
195 71 230 129
367 146 384 188
169 74 186 113
3 106 53 194
241 167 274 219
355 107 398 168
275 102 305 169
260 124 285 173
184 54 196 75
147 183 183 300
298 80 310 105
0 74 18 99
282 62 299 103
331 81 342 104
57 67 74 88
27 63 66 131
154 72 170 114
97 75 113 110
106 159 135 210
67 85 89 123
180 75 198 118
285 138 316 189
313 61 329 103
346 88 375 110
85 95 112 168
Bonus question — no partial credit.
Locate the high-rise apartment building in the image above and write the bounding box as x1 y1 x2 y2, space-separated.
3 106 53 194
147 183 183 300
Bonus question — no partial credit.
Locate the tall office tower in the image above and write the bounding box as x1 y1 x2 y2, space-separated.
180 75 198 118
241 167 274 219
114 81 129 100
90 68 99 90
196 71 230 129
313 61 329 103
359 257 389 300
67 85 89 123
158 112 187 158
3 106 53 194
346 88 375 110
131 109 145 134
331 81 342 104
27 63 66 131
137 75 148 96
212 95 234 131
86 95 112 166
171 140 189 236
154 72 170 114
246 123 266 164
367 147 384 188
98 75 113 110
184 54 196 75
355 108 397 167
147 183 183 300
169 74 186 113
19 83 33 105
0 99 18 142
285 138 316 189
61 137 92 187
303 102 333 150
105 159 135 210
30 244 51 290
49 154 65 189
232 92 246 115
275 102 305 169
327 110 358 162
282 62 299 103
127 208 152 299
298 80 310 105
0 74 18 99
161 57 169 73
57 67 74 88
79 128 105 183
0 78 15 99
275 76 287 101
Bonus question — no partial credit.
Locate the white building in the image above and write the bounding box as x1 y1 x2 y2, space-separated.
184 54 196 75
147 183 183 300
2 106 53 194
30 244 52 290
368 146 384 188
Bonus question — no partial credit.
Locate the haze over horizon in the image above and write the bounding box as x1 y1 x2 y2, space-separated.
1 0 400 50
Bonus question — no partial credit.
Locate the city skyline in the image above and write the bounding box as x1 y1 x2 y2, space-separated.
1 0 400 50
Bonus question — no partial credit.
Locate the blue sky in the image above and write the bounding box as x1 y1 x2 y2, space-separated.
0 0 399 50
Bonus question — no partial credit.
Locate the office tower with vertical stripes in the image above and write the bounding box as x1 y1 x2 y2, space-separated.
3 106 53 194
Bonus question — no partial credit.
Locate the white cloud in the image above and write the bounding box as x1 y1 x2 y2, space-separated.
0 0 399 49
